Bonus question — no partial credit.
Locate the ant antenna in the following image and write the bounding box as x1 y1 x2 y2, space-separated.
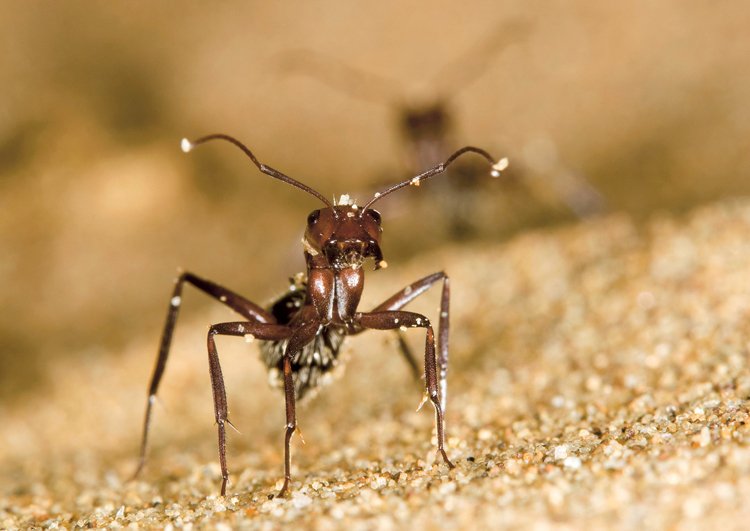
182 134 334 209
361 147 509 212
433 19 531 102
276 49 402 105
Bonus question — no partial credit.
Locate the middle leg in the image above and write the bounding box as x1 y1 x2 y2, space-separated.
207 320 292 496
355 310 454 468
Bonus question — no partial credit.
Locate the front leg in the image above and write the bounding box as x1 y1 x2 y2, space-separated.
278 318 321 497
355 310 454 468
207 321 292 496
134 272 277 478
370 272 450 412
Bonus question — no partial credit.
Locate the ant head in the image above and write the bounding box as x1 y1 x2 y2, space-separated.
399 101 451 143
181 135 505 272
303 196 385 271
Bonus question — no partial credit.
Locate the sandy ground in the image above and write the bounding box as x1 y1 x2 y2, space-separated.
2 198 750 529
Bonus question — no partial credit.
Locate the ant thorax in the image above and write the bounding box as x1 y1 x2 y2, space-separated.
260 274 346 400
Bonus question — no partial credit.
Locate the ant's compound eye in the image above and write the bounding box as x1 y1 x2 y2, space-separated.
368 210 382 224
307 210 320 225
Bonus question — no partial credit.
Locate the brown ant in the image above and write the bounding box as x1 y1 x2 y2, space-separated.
133 133 507 497
277 21 605 236
276 22 524 175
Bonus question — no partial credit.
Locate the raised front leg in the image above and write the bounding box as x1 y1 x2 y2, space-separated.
355 310 454 468
134 271 277 479
207 321 292 495
370 272 450 412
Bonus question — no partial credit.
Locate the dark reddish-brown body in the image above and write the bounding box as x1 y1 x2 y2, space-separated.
133 134 503 497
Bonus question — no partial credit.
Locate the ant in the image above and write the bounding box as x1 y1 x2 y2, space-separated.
278 20 604 236
133 133 508 497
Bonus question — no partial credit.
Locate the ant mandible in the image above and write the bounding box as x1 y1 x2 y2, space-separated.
133 133 508 497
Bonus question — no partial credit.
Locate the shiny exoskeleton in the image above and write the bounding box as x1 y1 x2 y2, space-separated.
133 133 506 497
259 276 346 401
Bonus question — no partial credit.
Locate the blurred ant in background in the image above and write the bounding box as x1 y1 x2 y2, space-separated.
277 20 605 240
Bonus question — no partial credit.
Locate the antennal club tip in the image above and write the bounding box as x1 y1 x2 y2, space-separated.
180 138 194 153
490 157 509 177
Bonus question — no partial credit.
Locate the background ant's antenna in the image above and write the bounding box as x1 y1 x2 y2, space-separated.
432 19 531 102
276 19 530 109
275 49 402 105
362 146 509 211
182 134 334 209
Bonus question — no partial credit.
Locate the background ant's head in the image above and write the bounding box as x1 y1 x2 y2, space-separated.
303 196 385 271
399 101 451 144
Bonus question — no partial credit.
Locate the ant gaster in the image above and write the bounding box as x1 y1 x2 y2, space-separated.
133 133 507 497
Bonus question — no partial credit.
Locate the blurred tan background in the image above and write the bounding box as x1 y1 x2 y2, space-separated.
1 1 748 400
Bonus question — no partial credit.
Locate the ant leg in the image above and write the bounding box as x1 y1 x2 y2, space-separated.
355 311 454 468
133 272 276 478
207 321 292 496
279 356 296 498
394 331 420 379
278 320 320 498
179 272 277 322
369 272 450 412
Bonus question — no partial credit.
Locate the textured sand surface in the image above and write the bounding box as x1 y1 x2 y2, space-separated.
2 199 750 529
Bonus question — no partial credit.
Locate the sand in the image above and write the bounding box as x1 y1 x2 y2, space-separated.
2 198 750 530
